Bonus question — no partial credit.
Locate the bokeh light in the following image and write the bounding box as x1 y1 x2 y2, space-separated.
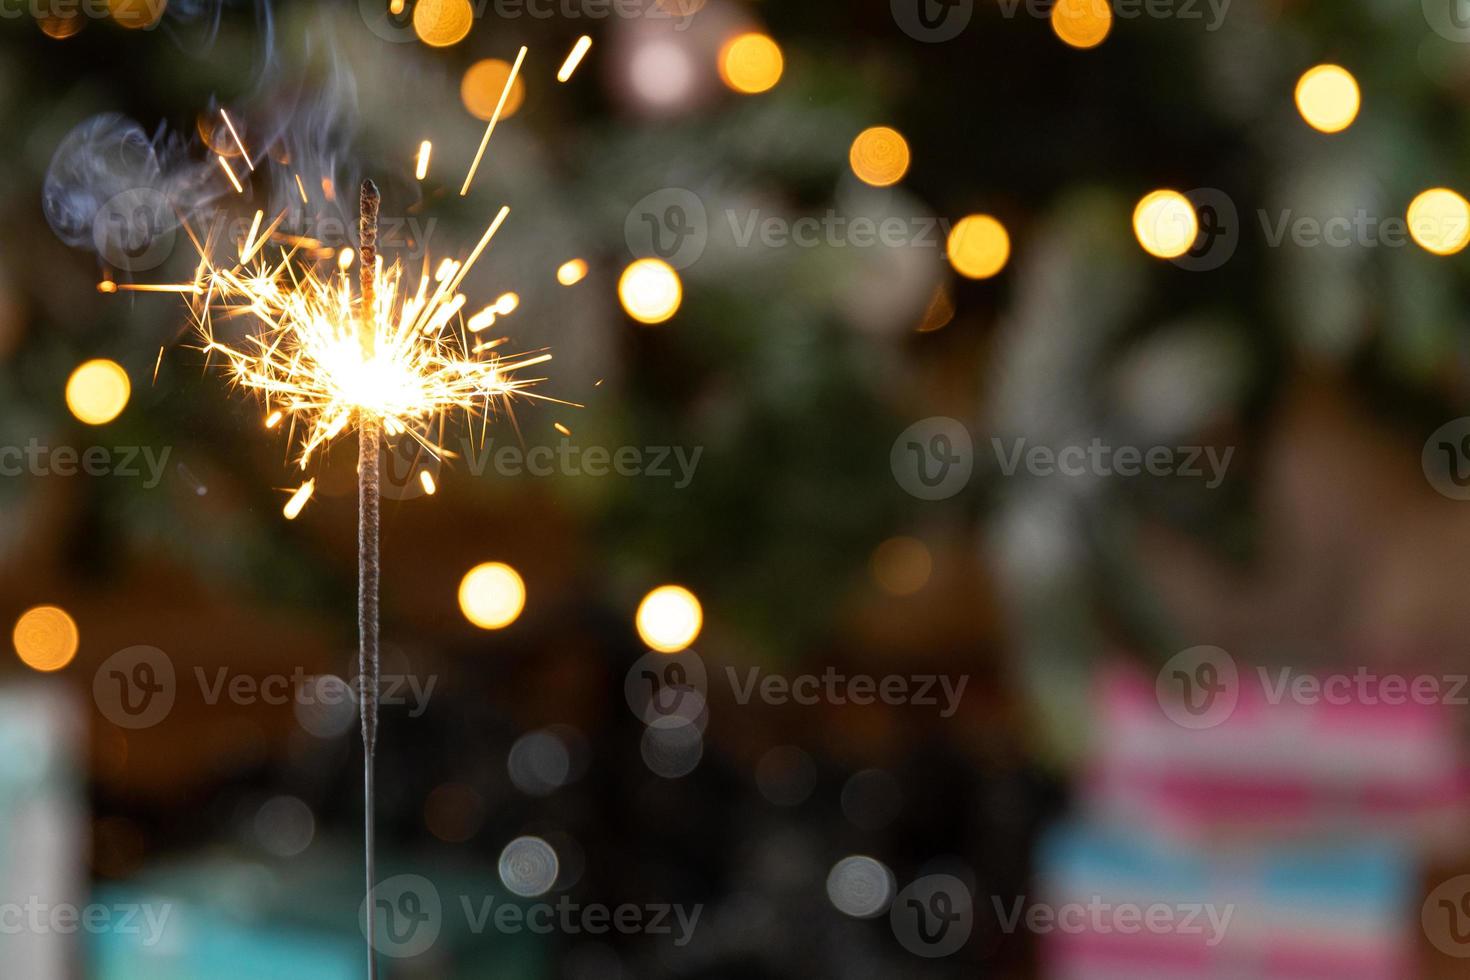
1051 0 1112 49
66 359 130 425
1132 189 1199 259
871 536 933 596
12 605 79 673
826 855 895 918
849 127 911 187
255 796 315 858
1407 188 1470 256
108 0 163 29
636 585 703 652
425 783 485 843
458 562 526 629
507 729 572 797
618 259 683 324
719 33 784 95
414 0 473 47
461 58 527 120
39 14 83 38
557 258 588 286
630 39 696 109
1295 65 1360 134
641 721 704 778
499 836 559 897
947 214 1011 279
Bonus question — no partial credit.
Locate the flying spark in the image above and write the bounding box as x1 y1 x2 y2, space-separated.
557 36 592 82
461 45 528 196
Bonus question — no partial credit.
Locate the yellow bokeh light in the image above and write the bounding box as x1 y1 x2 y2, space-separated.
1051 0 1112 49
1407 188 1470 256
13 606 79 673
618 259 683 324
461 59 527 121
719 33 784 95
636 585 703 653
947 214 1011 279
39 14 84 38
66 359 131 426
458 562 527 630
557 259 589 286
849 127 911 188
414 0 474 47
1132 190 1199 260
108 0 164 29
1295 64 1360 134
871 537 932 596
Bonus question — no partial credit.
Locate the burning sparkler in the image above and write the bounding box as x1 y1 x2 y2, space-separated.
99 36 589 977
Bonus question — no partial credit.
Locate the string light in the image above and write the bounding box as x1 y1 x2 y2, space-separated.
1051 0 1112 48
618 259 682 324
12 606 79 673
636 585 703 653
719 33 784 94
414 0 474 47
1407 188 1470 256
1133 189 1198 259
1295 64 1360 134
66 359 130 425
849 127 910 187
947 215 1011 279
459 562 527 629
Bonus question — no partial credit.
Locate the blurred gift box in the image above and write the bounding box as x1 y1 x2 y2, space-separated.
1037 822 1414 980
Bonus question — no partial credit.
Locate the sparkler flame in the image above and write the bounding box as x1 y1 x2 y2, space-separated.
183 204 566 477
